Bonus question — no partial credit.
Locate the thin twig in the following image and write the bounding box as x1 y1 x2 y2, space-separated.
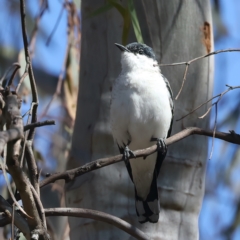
20 102 36 168
24 120 55 131
46 2 65 46
45 208 150 240
11 203 15 240
29 0 48 56
175 63 189 100
0 195 31 237
3 63 21 89
177 85 240 121
30 185 47 229
209 104 218 160
158 48 240 99
40 3 71 119
20 0 39 141
25 142 39 194
0 158 31 219
40 127 240 188
0 63 19 84
16 62 29 93
19 3 41 203
0 111 28 220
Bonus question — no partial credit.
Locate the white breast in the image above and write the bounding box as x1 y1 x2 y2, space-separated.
110 52 172 199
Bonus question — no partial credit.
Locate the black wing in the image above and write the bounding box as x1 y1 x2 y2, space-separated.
155 75 174 177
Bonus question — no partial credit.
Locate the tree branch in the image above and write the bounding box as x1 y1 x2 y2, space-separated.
158 48 240 99
45 208 150 240
24 120 55 132
20 0 39 141
0 128 23 154
4 93 48 239
2 63 21 89
177 85 240 121
0 195 31 238
40 127 240 188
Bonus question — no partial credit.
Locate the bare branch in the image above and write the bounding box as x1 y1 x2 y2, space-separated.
16 62 29 93
11 203 15 240
0 128 23 154
0 63 20 84
3 63 21 89
0 195 31 238
177 85 240 121
25 141 39 194
30 185 47 229
46 2 65 46
40 127 240 188
19 0 39 141
20 102 37 168
4 93 47 237
29 0 48 56
0 157 30 219
40 6 72 119
158 49 240 99
175 63 189 100
24 120 55 132
209 104 218 159
45 208 150 240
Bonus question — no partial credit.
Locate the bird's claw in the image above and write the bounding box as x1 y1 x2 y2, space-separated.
151 137 167 154
123 146 135 165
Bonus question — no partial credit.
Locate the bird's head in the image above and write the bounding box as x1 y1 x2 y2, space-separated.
115 42 158 71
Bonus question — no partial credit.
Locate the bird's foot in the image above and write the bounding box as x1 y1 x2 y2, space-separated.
151 137 167 154
123 146 135 166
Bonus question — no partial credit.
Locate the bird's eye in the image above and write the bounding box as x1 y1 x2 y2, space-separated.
138 50 143 54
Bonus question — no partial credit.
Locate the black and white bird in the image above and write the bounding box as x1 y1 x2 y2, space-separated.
110 42 174 224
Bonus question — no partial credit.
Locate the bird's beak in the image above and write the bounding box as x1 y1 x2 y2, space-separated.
115 43 130 52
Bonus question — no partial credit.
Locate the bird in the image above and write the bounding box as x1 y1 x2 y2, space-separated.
110 42 174 224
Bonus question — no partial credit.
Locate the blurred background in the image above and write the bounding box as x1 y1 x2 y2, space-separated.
200 1 240 240
0 0 239 239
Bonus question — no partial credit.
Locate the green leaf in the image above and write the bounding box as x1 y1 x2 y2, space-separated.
87 2 113 18
128 0 144 43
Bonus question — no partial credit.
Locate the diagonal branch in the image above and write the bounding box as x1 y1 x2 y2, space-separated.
177 85 240 121
45 208 150 240
24 120 55 132
40 127 240 188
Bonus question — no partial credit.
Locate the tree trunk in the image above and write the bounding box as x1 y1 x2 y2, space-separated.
66 0 213 239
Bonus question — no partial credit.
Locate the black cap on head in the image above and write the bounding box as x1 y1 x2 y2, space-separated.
115 42 156 60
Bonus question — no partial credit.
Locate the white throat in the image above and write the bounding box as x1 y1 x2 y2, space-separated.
121 52 159 73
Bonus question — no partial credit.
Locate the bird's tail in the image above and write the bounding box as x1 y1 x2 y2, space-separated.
135 178 160 224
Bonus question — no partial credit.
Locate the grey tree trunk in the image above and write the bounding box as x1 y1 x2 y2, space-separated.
66 1 213 239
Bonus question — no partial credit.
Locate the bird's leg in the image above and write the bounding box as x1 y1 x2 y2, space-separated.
151 137 167 154
123 145 136 166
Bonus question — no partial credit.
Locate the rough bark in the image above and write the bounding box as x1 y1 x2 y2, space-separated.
66 0 213 239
